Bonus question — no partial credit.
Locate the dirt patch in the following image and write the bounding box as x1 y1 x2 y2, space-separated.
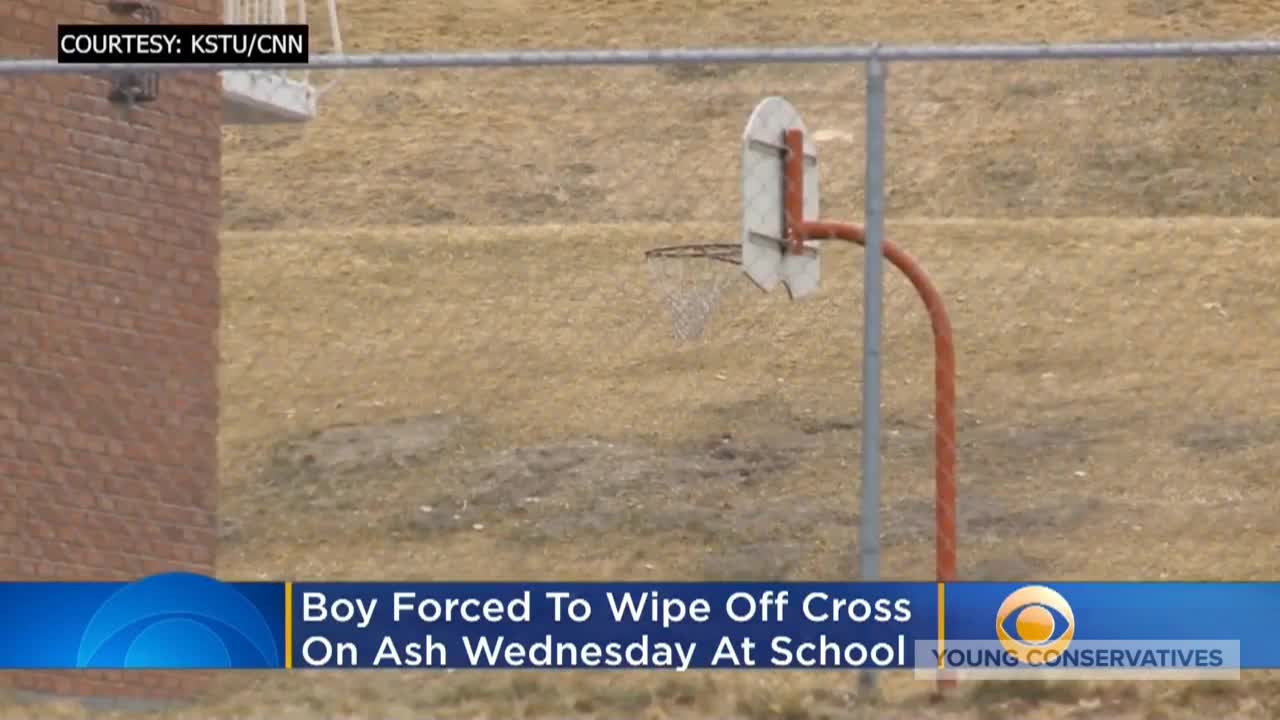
222 189 289 231
1171 418 1280 454
398 429 1108 579
402 435 817 546
967 553 1053 582
880 493 1106 549
658 64 747 83
702 542 814 581
264 413 463 485
1126 0 1214 20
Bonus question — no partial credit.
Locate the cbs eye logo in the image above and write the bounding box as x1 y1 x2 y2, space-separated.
995 585 1075 665
75 573 281 670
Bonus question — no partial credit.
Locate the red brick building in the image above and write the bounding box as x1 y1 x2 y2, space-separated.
0 0 222 700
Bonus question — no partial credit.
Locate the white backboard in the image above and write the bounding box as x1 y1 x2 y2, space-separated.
741 97 821 299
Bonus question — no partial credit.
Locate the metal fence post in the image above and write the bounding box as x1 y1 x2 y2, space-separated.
858 49 888 694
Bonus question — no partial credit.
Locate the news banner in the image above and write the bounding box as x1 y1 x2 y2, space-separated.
3 574 1280 679
57 24 309 65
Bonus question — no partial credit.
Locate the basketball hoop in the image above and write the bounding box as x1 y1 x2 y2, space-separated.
643 97 958 698
644 243 742 341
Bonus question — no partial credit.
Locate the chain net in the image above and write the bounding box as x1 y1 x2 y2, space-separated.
644 244 744 341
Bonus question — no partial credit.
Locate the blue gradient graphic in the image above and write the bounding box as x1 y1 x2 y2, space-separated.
0 573 284 669
4 580 1280 671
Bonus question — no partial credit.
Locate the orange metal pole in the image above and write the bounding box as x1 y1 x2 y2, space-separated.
797 221 958 584
782 129 958 585
782 129 808 256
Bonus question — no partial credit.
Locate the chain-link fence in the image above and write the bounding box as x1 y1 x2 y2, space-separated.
862 54 1280 591
216 63 890 589
5 36 1280 716
204 48 1280 594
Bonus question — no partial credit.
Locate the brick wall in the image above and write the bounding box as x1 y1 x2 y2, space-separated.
0 0 221 701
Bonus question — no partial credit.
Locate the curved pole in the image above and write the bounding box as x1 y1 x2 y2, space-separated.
783 129 957 584
792 222 957 583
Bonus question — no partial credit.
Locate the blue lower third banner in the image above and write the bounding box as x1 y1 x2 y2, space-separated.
0 574 1271 678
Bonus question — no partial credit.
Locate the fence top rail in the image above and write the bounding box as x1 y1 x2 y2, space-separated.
6 38 1280 74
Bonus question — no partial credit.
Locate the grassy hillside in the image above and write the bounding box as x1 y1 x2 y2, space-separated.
223 0 1280 229
13 217 1278 718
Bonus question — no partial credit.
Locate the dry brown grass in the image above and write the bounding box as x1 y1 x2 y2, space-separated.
215 217 1280 586
12 218 1272 719
223 0 1280 229
208 209 1280 716
15 0 1280 717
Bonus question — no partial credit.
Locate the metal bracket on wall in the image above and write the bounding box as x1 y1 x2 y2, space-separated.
106 0 161 105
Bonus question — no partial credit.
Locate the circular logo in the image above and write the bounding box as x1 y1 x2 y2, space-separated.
76 573 280 669
995 585 1075 665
